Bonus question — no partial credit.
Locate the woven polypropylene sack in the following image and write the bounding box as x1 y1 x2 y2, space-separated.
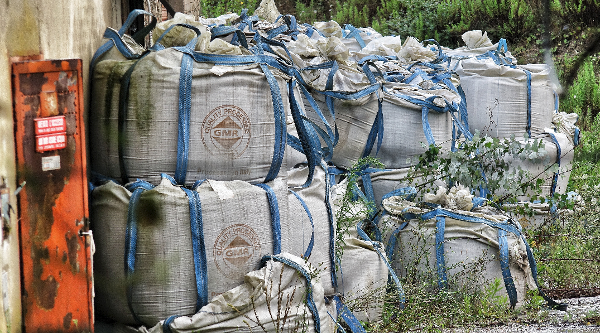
287 163 337 295
100 253 337 333
457 59 556 139
359 168 444 209
91 176 289 326
373 88 455 169
381 205 536 307
304 89 381 169
503 131 574 201
90 45 290 185
338 236 387 323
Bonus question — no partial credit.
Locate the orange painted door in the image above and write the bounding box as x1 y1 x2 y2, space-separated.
12 59 93 332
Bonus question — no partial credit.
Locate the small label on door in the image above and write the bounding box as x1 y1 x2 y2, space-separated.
36 133 67 152
35 116 66 135
41 156 61 171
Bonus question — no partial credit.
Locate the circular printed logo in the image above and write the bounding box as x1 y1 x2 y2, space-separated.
214 224 261 279
201 105 251 158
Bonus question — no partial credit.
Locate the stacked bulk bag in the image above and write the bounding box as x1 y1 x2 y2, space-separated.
287 163 337 295
441 30 517 71
301 63 383 169
457 60 557 139
338 234 389 323
89 12 292 186
375 79 461 169
382 191 538 307
98 253 337 333
91 175 289 326
506 130 575 200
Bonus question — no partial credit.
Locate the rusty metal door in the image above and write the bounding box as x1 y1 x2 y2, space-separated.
12 59 93 332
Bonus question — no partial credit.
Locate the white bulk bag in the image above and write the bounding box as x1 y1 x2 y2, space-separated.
91 175 289 326
382 198 537 307
457 59 556 139
287 163 338 295
90 15 291 185
101 254 337 333
373 82 458 169
338 236 388 323
505 130 575 200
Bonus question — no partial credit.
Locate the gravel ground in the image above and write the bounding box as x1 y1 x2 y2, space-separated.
445 296 600 333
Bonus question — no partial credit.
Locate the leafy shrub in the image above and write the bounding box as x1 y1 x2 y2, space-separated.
405 132 552 203
198 0 259 18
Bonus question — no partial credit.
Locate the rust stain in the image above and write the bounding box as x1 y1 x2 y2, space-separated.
65 231 80 273
63 312 73 329
19 72 48 96
32 245 58 310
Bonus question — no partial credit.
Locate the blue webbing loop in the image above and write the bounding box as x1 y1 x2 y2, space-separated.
211 25 249 49
356 220 406 309
117 52 151 184
302 23 326 38
547 132 562 215
191 179 207 190
422 106 437 146
153 23 201 50
175 53 194 185
362 88 384 158
381 187 418 202
524 69 532 137
250 41 287 184
497 38 509 53
254 183 282 255
123 180 155 325
434 216 448 290
471 196 487 209
343 24 366 49
324 61 339 119
574 127 580 146
288 81 321 187
162 315 181 333
360 173 375 209
296 81 337 156
333 295 367 333
498 228 518 308
457 85 470 137
90 9 155 70
385 221 409 263
289 189 315 259
323 161 338 291
422 39 445 64
168 173 209 312
547 132 562 197
325 165 345 188
252 32 295 65
261 254 321 332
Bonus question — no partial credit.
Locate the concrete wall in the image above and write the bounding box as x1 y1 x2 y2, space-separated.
0 1 121 331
